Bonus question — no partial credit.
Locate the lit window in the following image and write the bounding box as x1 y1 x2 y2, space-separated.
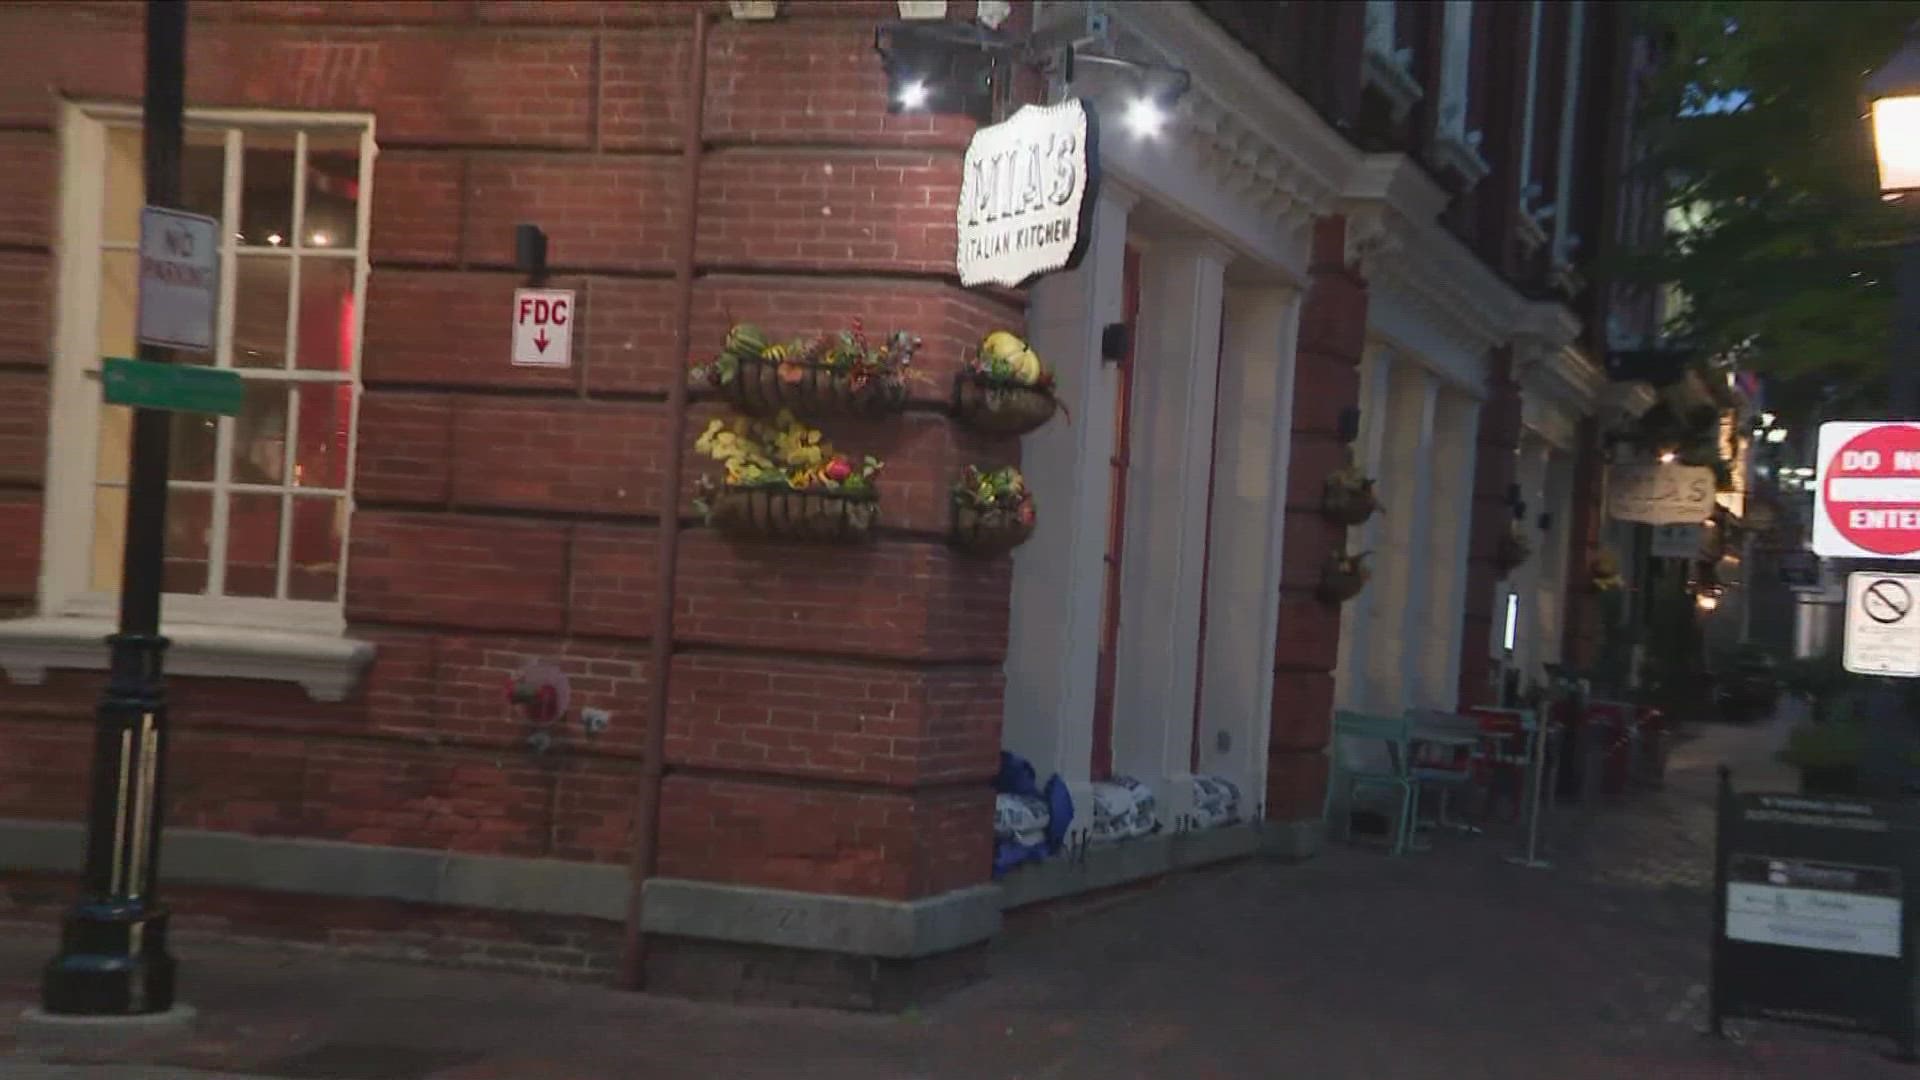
46 106 372 632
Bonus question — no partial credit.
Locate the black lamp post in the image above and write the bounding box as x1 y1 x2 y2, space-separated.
40 0 187 1016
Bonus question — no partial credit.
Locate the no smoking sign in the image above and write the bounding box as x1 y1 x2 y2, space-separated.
1846 572 1920 678
1815 421 1920 558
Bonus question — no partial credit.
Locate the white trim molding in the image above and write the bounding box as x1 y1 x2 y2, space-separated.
1054 0 1351 280
1513 301 1602 449
0 616 375 702
1341 154 1525 394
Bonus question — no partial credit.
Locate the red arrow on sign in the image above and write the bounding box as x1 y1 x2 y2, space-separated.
534 329 550 354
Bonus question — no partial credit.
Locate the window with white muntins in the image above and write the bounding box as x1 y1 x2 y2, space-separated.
1432 0 1490 186
43 105 373 635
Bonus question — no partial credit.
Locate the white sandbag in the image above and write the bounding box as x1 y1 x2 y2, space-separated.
1190 775 1242 829
995 793 1050 847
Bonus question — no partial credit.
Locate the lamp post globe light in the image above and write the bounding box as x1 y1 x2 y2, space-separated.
1869 30 1920 199
1869 29 1920 419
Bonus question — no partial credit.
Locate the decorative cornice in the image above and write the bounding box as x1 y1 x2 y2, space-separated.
1512 301 1602 417
1100 1 1354 233
1341 154 1526 369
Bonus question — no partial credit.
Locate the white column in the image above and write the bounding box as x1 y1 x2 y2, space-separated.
1110 238 1231 820
1393 371 1442 708
1194 285 1299 799
1421 389 1482 708
1334 344 1394 711
1002 187 1135 790
1370 364 1439 714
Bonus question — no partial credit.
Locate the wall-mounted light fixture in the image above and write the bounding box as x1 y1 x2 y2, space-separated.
516 223 548 285
875 21 1003 121
1337 406 1362 445
874 14 1190 128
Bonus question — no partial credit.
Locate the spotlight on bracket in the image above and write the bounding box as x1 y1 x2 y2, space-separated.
875 20 1006 122
896 78 931 111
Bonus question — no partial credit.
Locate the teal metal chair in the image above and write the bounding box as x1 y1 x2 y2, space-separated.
1324 710 1420 855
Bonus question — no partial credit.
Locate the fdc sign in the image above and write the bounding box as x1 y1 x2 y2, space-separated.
1814 421 1920 559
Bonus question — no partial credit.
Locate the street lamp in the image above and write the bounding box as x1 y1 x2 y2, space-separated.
1868 31 1920 417
1868 30 1920 198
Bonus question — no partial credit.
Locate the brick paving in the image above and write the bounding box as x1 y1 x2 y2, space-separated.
3 703 1912 1079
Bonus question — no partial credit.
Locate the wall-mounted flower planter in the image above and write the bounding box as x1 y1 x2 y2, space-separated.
722 356 908 421
1321 482 1379 526
951 504 1034 557
1495 531 1533 576
952 374 1058 436
707 488 879 545
1316 551 1371 605
950 466 1035 556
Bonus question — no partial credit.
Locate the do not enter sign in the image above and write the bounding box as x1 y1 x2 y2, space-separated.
1815 422 1920 558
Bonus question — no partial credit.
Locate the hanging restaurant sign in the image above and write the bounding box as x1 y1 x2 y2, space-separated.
1607 462 1717 525
956 98 1100 289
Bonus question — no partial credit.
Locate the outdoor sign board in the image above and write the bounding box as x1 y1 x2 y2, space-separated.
1844 572 1920 678
1606 462 1717 525
511 288 575 368
956 98 1100 289
1814 421 1920 559
101 356 242 417
136 206 219 353
1710 773 1919 1060
1651 523 1706 560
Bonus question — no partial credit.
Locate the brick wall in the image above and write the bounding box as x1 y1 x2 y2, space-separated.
1265 217 1366 822
0 0 1015 965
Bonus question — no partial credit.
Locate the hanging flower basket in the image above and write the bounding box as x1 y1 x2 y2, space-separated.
949 465 1036 557
690 321 920 422
1321 449 1379 525
1317 551 1371 605
951 330 1062 436
722 355 907 419
1495 529 1534 575
706 487 879 545
952 373 1059 436
951 504 1034 556
1591 549 1624 592
1322 477 1379 526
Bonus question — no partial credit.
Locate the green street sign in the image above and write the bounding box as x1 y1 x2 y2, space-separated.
101 356 244 417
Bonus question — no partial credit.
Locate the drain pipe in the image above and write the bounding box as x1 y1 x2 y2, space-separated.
621 4 708 990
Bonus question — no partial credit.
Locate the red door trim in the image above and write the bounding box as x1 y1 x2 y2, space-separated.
1090 244 1142 782
1189 316 1229 774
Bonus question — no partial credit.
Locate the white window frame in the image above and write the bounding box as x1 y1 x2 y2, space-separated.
1549 0 1588 275
38 102 375 637
1431 0 1490 186
1515 0 1550 253
1362 0 1423 121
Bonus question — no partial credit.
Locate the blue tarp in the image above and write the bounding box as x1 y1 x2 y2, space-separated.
992 751 1073 878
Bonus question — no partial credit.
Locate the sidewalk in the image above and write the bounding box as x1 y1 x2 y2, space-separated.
3 705 1910 1080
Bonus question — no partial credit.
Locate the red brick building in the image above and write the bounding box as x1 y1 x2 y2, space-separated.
0 0 1647 1008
